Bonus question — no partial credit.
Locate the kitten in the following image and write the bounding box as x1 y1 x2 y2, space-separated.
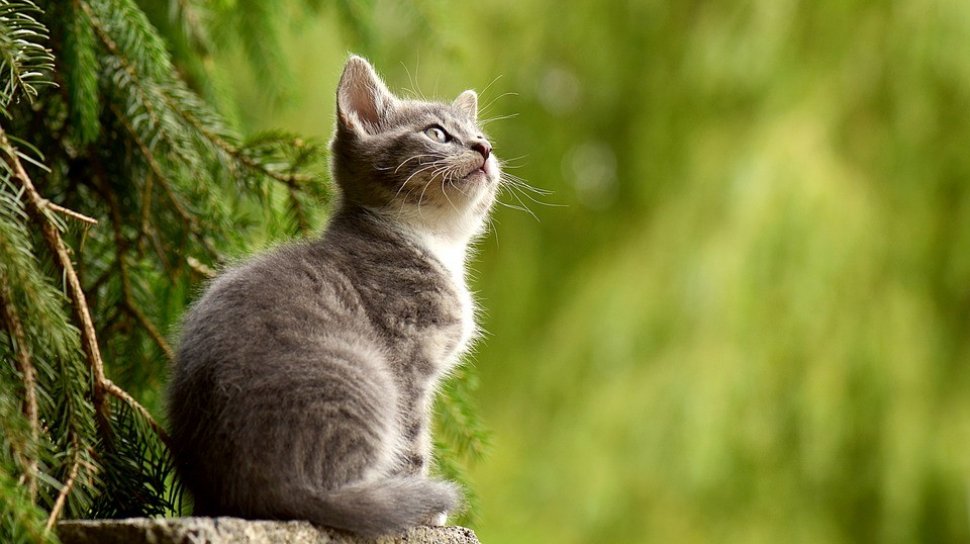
167 55 498 536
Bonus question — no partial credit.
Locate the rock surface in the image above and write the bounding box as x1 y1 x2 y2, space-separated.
57 518 480 544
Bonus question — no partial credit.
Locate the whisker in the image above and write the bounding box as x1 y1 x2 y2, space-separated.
506 187 540 221
416 175 438 217
493 197 539 220
395 163 440 200
478 74 504 100
500 173 554 196
395 154 440 173
505 181 563 208
442 177 460 214
497 154 529 165
400 54 426 100
479 113 520 127
502 179 553 197
479 92 519 116
414 163 457 215
488 214 500 247
391 164 444 218
377 154 439 173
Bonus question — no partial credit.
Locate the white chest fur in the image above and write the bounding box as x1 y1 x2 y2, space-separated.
415 231 477 362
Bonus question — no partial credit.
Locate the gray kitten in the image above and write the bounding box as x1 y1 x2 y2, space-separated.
167 56 498 536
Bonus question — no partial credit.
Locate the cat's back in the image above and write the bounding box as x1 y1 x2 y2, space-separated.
175 238 365 374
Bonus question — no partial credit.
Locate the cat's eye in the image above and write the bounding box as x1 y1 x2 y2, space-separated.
423 125 450 144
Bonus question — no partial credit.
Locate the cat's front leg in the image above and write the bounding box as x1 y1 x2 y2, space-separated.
395 416 432 477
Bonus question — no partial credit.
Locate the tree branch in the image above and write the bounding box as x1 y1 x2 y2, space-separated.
83 0 309 191
0 276 39 501
44 436 80 532
41 199 98 226
0 124 170 452
108 102 221 262
288 186 311 235
100 166 177 362
103 380 170 445
0 126 110 421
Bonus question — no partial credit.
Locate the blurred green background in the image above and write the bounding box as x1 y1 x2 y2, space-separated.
218 2 970 542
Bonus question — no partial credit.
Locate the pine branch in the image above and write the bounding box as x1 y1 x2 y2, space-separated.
102 380 170 446
0 0 56 109
0 276 39 502
107 102 221 261
0 148 104 527
101 176 175 361
0 123 168 452
168 0 211 53
57 0 102 144
0 125 111 421
215 0 290 101
40 199 98 225
86 0 325 231
82 0 204 177
44 435 80 531
192 118 312 189
0 463 50 544
288 186 311 235
136 169 153 254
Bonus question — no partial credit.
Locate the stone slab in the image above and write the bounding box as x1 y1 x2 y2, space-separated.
57 517 480 544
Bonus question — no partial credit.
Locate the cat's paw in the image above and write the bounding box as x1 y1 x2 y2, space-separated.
424 512 448 526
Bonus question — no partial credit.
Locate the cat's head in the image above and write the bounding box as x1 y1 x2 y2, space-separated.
330 56 498 240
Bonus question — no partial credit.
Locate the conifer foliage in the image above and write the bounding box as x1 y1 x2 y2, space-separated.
0 1 492 542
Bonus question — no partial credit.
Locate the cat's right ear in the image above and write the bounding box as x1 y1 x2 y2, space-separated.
337 55 396 134
453 90 478 121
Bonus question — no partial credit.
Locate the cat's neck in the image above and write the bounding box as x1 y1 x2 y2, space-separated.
408 229 468 284
331 204 474 284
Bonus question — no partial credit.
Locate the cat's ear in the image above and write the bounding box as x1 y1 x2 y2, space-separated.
453 90 478 121
337 55 396 133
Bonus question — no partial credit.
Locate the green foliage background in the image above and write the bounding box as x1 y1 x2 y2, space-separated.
2 0 969 543
221 1 970 543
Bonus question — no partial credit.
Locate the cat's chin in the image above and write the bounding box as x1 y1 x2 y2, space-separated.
460 169 488 183
460 161 499 185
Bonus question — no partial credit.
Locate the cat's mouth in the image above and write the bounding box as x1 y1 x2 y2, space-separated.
461 169 486 182
459 161 491 182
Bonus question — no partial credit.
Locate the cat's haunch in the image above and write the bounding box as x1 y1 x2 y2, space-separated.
167 55 499 536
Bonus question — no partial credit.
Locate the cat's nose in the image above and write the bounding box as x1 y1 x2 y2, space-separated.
471 140 491 161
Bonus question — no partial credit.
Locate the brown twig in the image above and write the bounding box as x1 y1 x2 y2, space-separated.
84 266 114 300
125 300 176 361
44 437 81 532
147 223 175 272
41 199 99 225
103 380 170 445
0 277 39 501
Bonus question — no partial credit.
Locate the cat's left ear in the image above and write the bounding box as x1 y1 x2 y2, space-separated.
453 90 478 121
337 55 396 134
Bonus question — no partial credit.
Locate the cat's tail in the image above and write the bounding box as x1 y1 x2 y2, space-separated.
278 476 460 537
